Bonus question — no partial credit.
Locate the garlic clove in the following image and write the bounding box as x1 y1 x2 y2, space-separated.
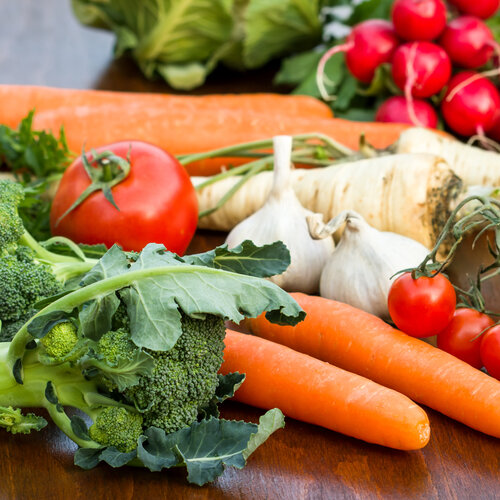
310 210 429 318
226 136 334 294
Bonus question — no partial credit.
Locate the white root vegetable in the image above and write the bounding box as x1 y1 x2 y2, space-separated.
395 128 500 187
194 153 462 250
225 136 334 294
308 210 430 318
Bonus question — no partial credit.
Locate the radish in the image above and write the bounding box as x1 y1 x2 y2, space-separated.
441 71 500 137
487 111 500 143
316 20 400 100
392 42 452 98
439 17 499 69
392 0 447 41
375 96 438 128
447 0 500 19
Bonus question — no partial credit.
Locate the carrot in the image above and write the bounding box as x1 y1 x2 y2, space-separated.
246 293 500 439
29 106 409 176
195 153 462 249
221 329 430 450
0 84 333 129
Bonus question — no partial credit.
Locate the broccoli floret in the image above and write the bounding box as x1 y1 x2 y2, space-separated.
0 179 97 332
125 314 226 434
0 181 25 250
0 405 47 434
89 407 143 452
96 328 136 365
0 248 62 323
40 321 78 360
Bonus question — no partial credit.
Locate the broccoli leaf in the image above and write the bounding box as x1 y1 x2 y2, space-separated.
78 294 120 341
198 372 246 419
214 372 246 402
30 242 303 351
136 409 285 485
183 240 290 278
117 244 303 350
80 245 130 286
80 349 155 391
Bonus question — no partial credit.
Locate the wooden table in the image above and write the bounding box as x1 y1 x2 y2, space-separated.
1 2 499 498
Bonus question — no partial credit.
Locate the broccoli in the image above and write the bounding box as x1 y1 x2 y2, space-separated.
0 180 97 338
0 241 303 485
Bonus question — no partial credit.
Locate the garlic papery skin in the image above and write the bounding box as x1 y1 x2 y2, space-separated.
309 210 430 318
225 135 334 293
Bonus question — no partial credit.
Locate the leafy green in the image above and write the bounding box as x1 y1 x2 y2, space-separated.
71 0 324 89
0 112 73 240
243 0 322 68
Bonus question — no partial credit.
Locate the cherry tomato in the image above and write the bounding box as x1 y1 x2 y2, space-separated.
50 141 198 255
388 272 456 337
437 308 494 368
480 325 500 380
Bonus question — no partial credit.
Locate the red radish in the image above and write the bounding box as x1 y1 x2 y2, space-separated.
316 20 399 99
488 110 500 142
442 71 500 136
375 96 438 128
448 0 499 19
392 0 447 41
439 17 498 69
392 42 452 98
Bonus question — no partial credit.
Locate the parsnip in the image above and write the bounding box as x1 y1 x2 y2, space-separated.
194 153 462 249
395 128 500 186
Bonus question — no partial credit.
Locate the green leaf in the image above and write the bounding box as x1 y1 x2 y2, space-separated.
80 349 155 391
198 372 246 419
243 408 285 460
244 0 323 68
347 0 393 25
214 372 245 402
137 410 285 485
80 245 130 286
184 241 291 278
334 73 359 111
99 447 137 467
74 448 104 470
274 50 322 86
70 416 91 441
78 294 120 341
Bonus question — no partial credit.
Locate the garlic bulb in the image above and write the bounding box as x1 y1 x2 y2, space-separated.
309 210 430 318
225 135 334 293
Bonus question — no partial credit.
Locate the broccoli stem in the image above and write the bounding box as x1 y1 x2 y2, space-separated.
7 264 228 381
0 342 123 448
18 231 97 282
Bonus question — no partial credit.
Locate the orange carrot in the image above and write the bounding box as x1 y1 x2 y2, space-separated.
221 329 430 450
31 106 410 176
246 293 500 439
0 84 333 129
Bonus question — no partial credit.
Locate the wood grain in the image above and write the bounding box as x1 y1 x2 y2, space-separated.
0 2 499 499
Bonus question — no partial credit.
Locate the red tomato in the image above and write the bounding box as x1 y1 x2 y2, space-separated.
437 308 494 368
387 272 456 337
480 325 500 380
50 141 198 255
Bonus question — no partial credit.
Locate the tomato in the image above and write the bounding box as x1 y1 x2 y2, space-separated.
387 272 456 337
437 308 494 368
50 141 198 255
480 325 500 380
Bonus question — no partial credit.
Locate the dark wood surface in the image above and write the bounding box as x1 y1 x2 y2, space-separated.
1 2 499 499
